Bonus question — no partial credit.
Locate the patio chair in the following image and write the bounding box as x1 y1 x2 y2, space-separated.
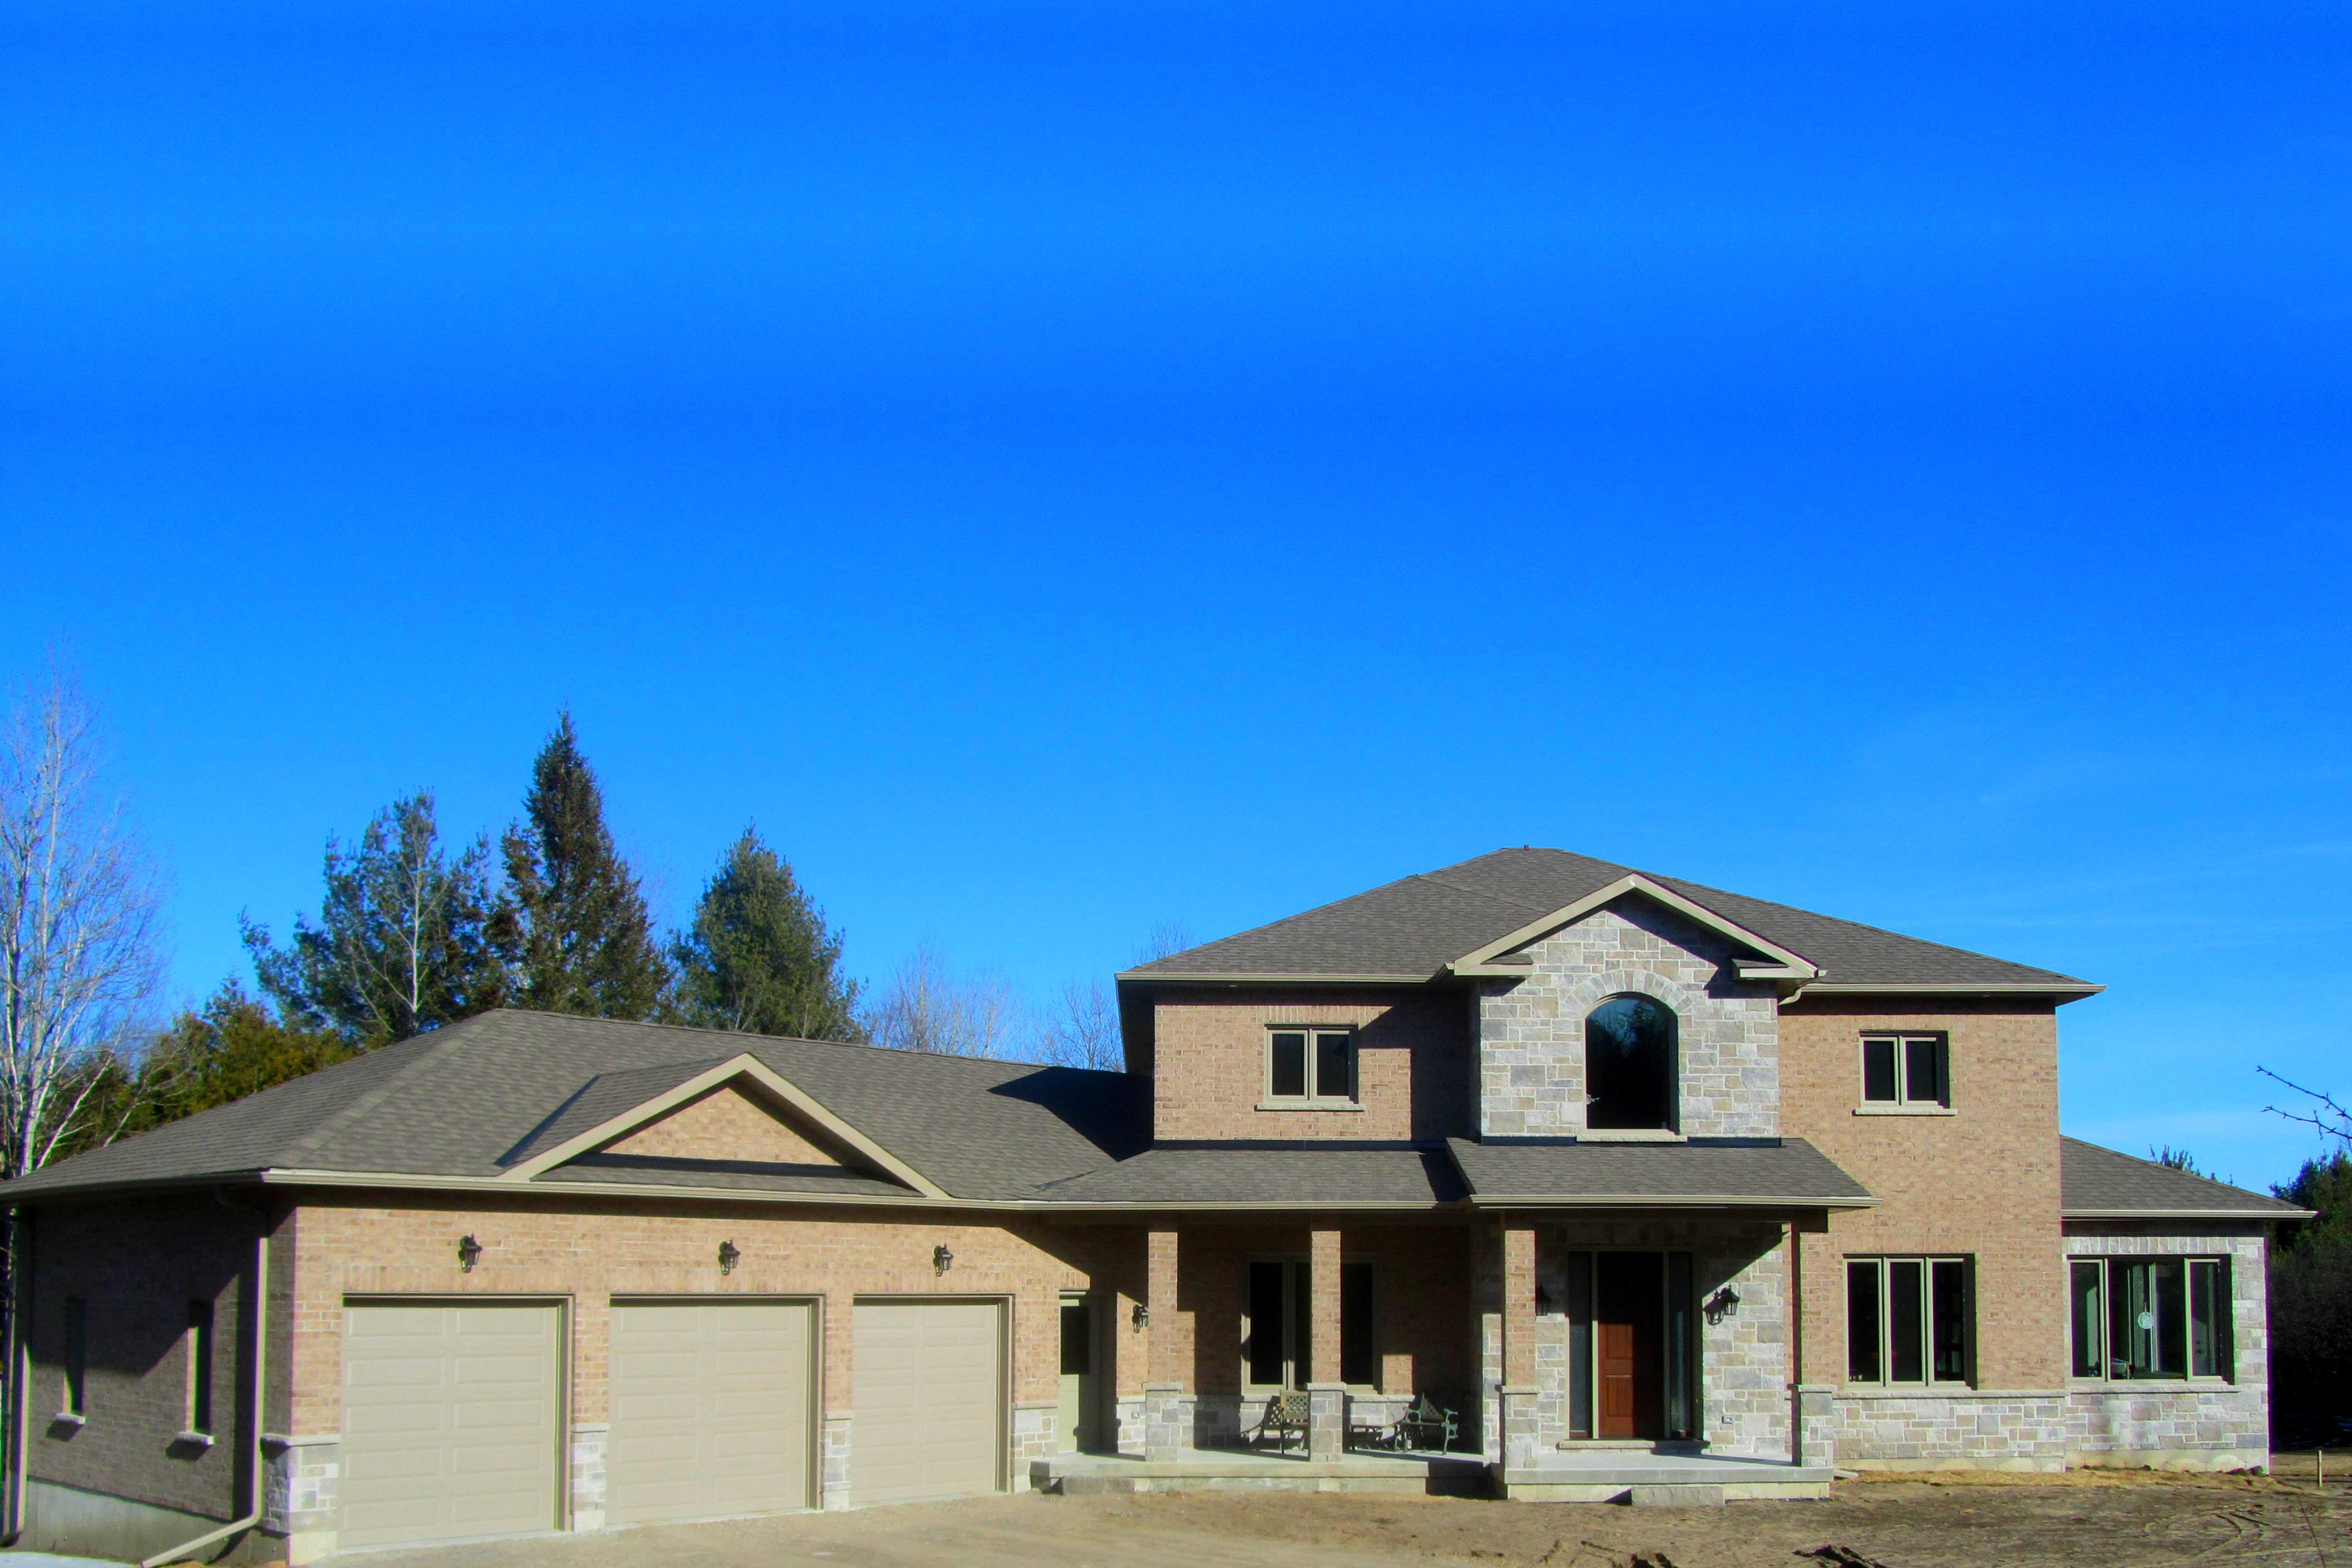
1252 1389 1311 1452
1386 1393 1460 1453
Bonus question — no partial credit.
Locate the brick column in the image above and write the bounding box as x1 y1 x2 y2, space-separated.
1143 1226 1189 1459
820 1294 855 1509
1498 1224 1539 1468
1307 1228 1346 1458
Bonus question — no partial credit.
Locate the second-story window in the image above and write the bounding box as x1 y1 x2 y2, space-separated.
1861 1034 1950 1108
1585 995 1677 1130
1266 1027 1354 1103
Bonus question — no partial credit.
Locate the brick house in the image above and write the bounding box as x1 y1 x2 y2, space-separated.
0 848 2308 1563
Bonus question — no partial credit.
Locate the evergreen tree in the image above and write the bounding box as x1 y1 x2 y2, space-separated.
55 982 357 1161
501 713 668 1019
243 792 507 1046
2270 1151 2352 1417
668 829 863 1040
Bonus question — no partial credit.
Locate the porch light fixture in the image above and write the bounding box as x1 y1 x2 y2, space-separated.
456 1235 482 1274
1704 1286 1740 1325
933 1244 953 1275
719 1240 740 1275
1132 1302 1149 1329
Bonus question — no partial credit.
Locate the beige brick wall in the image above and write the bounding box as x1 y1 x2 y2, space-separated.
278 1192 1143 1442
603 1084 848 1167
24 1196 266 1521
1779 998 2066 1392
1150 990 1472 1142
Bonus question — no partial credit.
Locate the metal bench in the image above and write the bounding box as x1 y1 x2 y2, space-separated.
1384 1392 1460 1452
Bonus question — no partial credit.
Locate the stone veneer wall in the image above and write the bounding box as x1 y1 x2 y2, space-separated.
1475 900 1782 1138
2062 1229 2271 1470
1832 1393 2070 1471
1473 1220 1793 1461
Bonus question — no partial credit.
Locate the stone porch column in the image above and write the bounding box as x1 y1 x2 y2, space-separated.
1143 1225 1190 1460
1498 1223 1539 1468
1306 1227 1346 1458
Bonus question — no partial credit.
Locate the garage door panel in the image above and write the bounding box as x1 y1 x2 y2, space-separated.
341 1303 561 1551
606 1299 811 1527
852 1301 1002 1507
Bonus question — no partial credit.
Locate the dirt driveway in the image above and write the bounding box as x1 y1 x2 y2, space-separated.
344 1470 2352 1568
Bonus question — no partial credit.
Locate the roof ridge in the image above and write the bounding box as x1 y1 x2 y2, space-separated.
283 1014 500 1161
490 1007 1112 1078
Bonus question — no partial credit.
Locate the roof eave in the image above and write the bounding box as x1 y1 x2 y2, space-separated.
1114 970 1441 985
1796 981 2104 999
2063 1206 2314 1222
1464 1192 1877 1210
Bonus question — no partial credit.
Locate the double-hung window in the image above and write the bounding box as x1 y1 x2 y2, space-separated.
1265 1027 1355 1104
2069 1256 2232 1381
1860 1034 1949 1109
1847 1256 1971 1385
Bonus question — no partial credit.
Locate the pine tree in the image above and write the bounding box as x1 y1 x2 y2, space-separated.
243 792 507 1046
669 830 863 1040
501 713 668 1019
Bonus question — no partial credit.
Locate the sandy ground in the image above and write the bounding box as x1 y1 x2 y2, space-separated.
353 1466 2352 1568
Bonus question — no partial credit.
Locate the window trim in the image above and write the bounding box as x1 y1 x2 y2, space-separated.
62 1296 87 1421
1261 1025 1358 1107
2068 1254 2234 1384
1240 1256 1379 1393
1845 1254 1974 1389
184 1299 216 1439
1857 1033 1951 1112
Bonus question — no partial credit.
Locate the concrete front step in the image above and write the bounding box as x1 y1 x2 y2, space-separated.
1495 1455 1834 1503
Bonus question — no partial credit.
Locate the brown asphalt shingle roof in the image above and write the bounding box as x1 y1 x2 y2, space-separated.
1125 847 2093 989
2060 1137 2309 1218
1448 1137 1874 1206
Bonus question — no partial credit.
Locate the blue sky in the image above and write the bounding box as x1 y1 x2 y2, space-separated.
7 0 2350 1187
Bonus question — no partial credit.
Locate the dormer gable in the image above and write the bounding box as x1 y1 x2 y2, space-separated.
499 1052 948 1197
600 1082 858 1169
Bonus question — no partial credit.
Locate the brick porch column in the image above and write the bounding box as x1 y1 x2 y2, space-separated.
1143 1225 1189 1459
1306 1227 1346 1458
1498 1223 1539 1467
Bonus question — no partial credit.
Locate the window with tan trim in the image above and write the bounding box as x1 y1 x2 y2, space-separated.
1859 1034 1949 1109
1264 1026 1355 1105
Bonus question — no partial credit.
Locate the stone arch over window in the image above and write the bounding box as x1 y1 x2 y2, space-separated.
1583 993 1678 1131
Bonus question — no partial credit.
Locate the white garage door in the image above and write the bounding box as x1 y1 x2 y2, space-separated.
608 1299 813 1525
341 1301 562 1550
853 1300 1002 1505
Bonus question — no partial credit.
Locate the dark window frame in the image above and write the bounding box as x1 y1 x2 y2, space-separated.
2068 1255 2233 1382
1846 1255 1974 1387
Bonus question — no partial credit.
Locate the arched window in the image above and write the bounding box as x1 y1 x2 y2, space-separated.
1584 994 1677 1131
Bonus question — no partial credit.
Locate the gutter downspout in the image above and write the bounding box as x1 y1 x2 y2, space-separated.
140 1218 269 1568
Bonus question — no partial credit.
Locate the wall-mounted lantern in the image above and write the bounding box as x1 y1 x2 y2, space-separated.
1132 1301 1149 1329
933 1244 954 1275
457 1235 482 1274
1704 1286 1741 1325
719 1240 740 1276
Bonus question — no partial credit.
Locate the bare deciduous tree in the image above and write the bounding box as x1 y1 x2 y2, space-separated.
862 946 1024 1058
1037 979 1122 1071
2261 1064 2351 1148
0 680 164 1178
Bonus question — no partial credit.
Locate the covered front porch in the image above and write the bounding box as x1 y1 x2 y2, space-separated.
1093 1205 1838 1485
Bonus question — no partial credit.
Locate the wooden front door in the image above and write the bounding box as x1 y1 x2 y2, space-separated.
1595 1252 1665 1440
